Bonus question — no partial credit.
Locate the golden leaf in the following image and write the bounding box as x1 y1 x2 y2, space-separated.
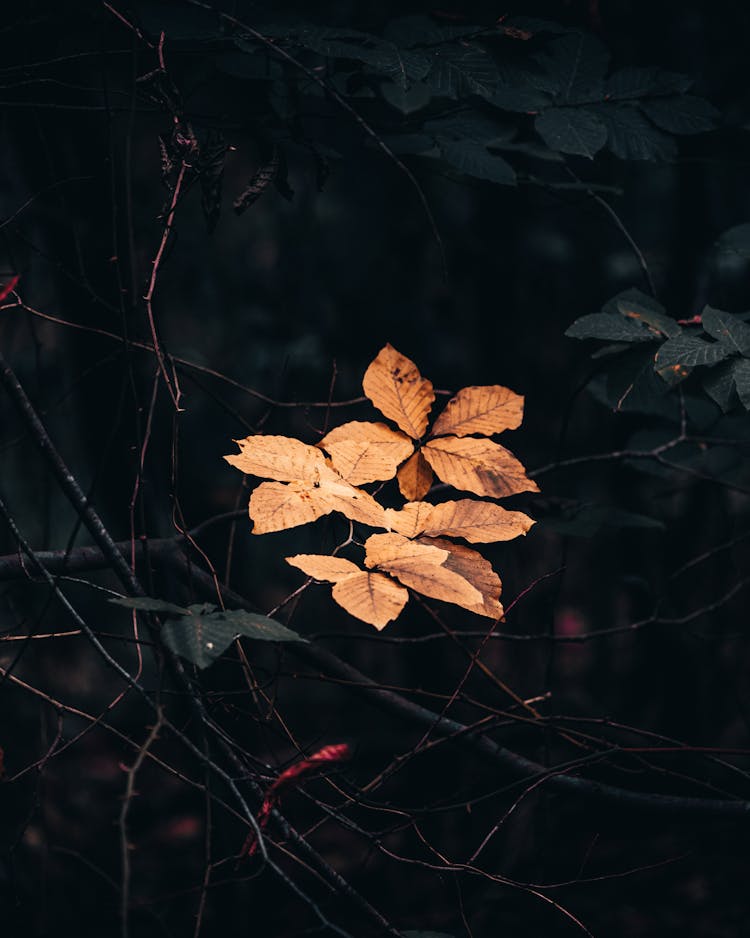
430 385 524 438
362 344 435 439
249 481 331 534
396 450 434 500
249 465 387 534
332 573 408 629
286 554 408 629
418 537 503 618
285 554 361 581
318 421 414 485
364 532 483 610
419 499 535 543
224 435 326 482
384 501 435 539
422 436 539 499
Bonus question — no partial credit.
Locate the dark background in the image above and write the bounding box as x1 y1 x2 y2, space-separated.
1 2 750 936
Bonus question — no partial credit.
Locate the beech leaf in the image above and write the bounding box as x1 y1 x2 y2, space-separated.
419 537 503 618
286 554 408 628
423 499 535 543
397 450 434 500
385 501 436 538
362 344 435 438
224 435 326 482
365 532 483 610
318 421 414 484
422 436 539 498
430 385 524 438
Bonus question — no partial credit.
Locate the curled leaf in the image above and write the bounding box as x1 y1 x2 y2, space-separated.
225 435 326 482
365 532 483 610
287 554 407 628
421 499 534 543
431 385 524 437
418 537 503 618
362 344 435 438
318 421 414 484
397 450 434 500
422 436 539 498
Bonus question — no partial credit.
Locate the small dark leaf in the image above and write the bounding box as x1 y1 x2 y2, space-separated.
381 81 431 114
566 313 657 343
161 605 306 670
604 66 691 101
701 306 750 354
593 104 677 161
425 44 500 100
534 107 607 157
716 223 750 259
437 141 516 185
641 95 719 135
732 358 750 409
535 31 609 103
109 596 190 616
702 360 737 412
234 151 279 215
198 131 227 233
615 295 682 338
655 335 731 385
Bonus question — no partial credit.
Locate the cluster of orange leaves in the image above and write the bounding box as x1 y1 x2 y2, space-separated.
224 345 538 629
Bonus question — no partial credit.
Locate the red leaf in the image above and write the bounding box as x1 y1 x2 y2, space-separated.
0 275 20 303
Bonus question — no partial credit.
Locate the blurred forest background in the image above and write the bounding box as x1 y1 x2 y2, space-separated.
2 1 750 936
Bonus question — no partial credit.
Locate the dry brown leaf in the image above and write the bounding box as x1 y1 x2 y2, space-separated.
364 532 482 609
225 435 326 482
332 572 408 629
249 481 331 534
422 436 539 499
285 554 361 582
249 465 387 534
362 344 435 439
430 385 524 438
318 421 414 485
419 499 535 543
384 501 434 538
286 554 407 628
396 450 434 500
418 537 503 618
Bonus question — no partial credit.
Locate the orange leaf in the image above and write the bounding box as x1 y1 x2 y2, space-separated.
364 532 483 610
418 537 503 618
249 466 387 534
286 554 407 628
396 450 434 500
418 499 535 543
422 436 539 499
430 385 524 438
224 435 326 482
362 344 435 439
318 421 414 485
286 554 361 581
249 481 331 534
384 501 435 538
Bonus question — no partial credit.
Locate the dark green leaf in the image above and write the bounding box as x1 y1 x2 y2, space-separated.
534 107 607 157
425 44 499 100
490 84 553 113
604 66 691 101
535 32 609 103
161 604 306 670
602 287 667 318
716 223 750 259
593 104 677 161
380 81 431 114
615 296 682 338
701 306 750 354
702 360 737 412
732 358 750 409
437 141 516 185
655 335 731 385
425 115 514 145
641 95 719 135
109 596 190 616
566 313 658 342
